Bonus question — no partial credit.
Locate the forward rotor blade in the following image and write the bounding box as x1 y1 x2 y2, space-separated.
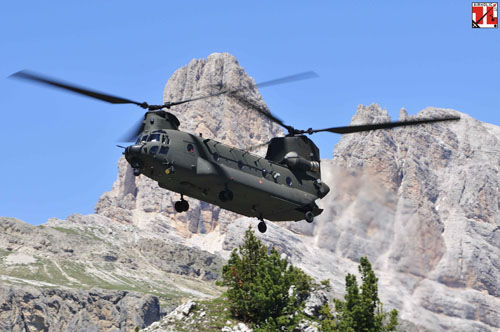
164 71 318 109
119 117 145 142
210 71 318 94
10 70 147 108
310 116 461 135
256 71 319 88
164 89 230 108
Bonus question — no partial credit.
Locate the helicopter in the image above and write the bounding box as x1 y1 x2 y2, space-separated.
10 70 460 233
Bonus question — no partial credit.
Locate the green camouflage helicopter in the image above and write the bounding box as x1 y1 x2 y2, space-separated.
11 70 459 233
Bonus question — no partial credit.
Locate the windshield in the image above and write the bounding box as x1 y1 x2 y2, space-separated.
136 135 148 143
148 133 161 142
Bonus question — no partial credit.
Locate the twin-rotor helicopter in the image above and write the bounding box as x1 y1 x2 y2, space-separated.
10 70 460 233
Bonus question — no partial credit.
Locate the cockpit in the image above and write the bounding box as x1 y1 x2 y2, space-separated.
133 130 171 157
136 130 170 145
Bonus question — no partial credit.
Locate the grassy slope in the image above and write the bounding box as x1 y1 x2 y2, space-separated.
0 224 223 308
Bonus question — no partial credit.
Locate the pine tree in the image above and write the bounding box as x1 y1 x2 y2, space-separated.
220 227 312 329
333 257 398 332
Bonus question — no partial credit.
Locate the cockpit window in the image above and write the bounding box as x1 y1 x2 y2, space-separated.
159 146 169 155
148 134 161 142
149 146 159 155
138 135 148 143
162 135 170 144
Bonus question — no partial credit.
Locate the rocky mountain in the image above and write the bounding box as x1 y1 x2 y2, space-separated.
1 53 499 331
0 215 224 331
0 283 159 332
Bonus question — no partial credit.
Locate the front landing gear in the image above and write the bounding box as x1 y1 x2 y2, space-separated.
174 195 189 213
305 211 314 223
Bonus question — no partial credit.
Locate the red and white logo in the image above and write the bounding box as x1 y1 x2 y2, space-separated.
472 3 498 28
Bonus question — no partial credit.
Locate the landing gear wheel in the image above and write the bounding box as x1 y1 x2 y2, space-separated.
258 221 267 233
219 190 234 202
305 211 314 223
174 199 189 212
174 201 183 213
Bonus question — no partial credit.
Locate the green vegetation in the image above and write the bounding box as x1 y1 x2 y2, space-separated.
218 227 312 331
0 248 10 259
52 226 104 243
322 257 398 332
165 295 235 332
215 228 397 332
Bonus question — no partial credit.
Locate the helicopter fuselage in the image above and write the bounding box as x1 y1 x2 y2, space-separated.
125 125 330 222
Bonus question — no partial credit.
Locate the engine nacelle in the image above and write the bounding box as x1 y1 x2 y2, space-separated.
283 152 320 173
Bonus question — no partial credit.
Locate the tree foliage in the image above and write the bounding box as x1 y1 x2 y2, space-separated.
332 257 398 332
219 227 312 330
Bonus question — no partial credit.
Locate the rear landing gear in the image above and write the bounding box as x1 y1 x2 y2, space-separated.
258 221 267 233
174 195 189 213
305 211 314 223
257 214 267 233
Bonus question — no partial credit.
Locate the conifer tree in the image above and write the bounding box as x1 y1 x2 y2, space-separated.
333 257 398 332
220 227 312 329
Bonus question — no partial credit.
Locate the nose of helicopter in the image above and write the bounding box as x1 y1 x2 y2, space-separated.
125 144 143 156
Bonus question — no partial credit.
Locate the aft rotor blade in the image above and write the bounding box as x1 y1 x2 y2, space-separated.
229 93 294 132
119 117 145 142
10 70 148 108
310 116 461 134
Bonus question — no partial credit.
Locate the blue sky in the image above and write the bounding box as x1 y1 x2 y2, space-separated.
1 1 499 225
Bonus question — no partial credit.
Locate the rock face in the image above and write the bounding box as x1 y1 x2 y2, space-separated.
0 216 224 331
319 105 500 331
95 53 283 236
185 104 500 331
0 284 159 332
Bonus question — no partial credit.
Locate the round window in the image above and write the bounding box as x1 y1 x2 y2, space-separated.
187 143 194 153
286 176 293 186
262 169 268 177
213 152 220 161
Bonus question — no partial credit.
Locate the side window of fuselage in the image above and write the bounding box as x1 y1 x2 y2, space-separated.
149 146 159 155
159 146 169 155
